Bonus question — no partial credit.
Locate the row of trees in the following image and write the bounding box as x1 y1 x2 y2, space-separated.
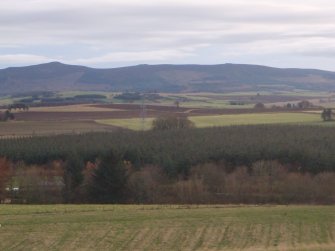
129 162 335 204
8 103 29 111
253 100 316 110
0 151 128 204
2 157 335 204
152 116 194 130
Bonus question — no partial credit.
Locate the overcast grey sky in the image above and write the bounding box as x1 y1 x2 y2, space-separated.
1 0 335 70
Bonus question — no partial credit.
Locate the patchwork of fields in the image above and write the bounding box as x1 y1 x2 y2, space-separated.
0 205 334 251
0 106 329 135
0 91 331 135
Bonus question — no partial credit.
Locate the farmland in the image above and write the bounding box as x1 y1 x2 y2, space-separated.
0 105 329 135
191 112 322 127
0 205 334 251
1 92 335 250
97 112 324 130
0 120 115 137
97 117 155 131
3 3 335 250
0 91 330 136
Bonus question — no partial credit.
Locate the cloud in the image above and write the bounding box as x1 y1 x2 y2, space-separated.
0 54 55 66
73 49 196 64
1 0 335 69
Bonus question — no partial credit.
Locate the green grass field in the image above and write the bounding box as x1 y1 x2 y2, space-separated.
0 205 334 251
97 112 325 130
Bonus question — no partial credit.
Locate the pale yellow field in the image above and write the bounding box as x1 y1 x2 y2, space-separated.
96 112 324 130
97 118 155 130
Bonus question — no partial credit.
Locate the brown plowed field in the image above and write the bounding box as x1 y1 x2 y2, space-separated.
0 120 118 138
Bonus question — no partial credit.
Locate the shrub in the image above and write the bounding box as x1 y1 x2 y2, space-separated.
152 115 194 130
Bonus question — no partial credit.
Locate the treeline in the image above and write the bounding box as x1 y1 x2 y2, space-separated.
1 125 335 204
128 162 335 204
1 158 335 204
1 125 335 174
114 92 162 102
11 93 108 106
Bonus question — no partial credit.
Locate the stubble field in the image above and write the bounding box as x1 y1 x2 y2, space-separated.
0 205 334 251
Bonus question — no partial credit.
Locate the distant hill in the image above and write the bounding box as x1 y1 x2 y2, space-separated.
1 62 335 93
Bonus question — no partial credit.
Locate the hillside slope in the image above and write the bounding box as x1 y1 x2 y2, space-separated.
1 62 335 93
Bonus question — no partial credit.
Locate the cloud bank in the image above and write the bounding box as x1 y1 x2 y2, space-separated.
1 0 335 70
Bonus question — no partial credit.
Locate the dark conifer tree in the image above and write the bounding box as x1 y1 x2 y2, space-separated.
63 152 84 202
89 151 128 203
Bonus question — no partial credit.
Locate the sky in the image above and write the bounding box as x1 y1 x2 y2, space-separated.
1 0 335 70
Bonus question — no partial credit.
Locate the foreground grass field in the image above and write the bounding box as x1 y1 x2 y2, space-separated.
97 112 324 130
0 205 334 251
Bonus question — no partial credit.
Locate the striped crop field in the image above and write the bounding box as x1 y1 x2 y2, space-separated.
0 205 334 251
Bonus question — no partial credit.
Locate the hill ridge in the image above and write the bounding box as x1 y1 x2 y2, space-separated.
1 62 335 93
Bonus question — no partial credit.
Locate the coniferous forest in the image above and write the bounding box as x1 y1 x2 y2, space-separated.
1 125 335 204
